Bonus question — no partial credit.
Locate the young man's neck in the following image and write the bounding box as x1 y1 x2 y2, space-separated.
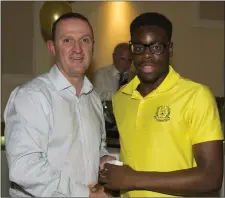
137 73 168 97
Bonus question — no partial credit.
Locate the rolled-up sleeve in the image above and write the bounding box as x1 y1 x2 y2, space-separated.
4 88 89 197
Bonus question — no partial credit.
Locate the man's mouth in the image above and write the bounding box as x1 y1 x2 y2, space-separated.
140 65 156 73
70 57 83 61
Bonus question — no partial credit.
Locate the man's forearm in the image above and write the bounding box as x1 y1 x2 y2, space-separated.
131 167 222 196
9 152 89 197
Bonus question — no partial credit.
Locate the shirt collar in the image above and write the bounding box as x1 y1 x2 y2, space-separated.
111 65 131 78
121 65 180 96
111 65 120 77
48 64 93 94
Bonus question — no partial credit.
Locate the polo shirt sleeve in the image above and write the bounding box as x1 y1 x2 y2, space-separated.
189 85 224 145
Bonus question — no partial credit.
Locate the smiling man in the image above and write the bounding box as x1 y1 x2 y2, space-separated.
4 12 115 197
99 12 224 197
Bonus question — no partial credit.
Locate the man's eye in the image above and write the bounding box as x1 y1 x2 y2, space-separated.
82 38 90 43
134 46 143 51
152 45 162 50
64 38 71 43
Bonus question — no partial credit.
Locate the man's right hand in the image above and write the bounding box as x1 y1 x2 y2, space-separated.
89 189 109 197
89 183 113 197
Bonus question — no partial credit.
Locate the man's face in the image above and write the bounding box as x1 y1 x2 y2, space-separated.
48 18 94 78
131 25 173 84
113 48 132 73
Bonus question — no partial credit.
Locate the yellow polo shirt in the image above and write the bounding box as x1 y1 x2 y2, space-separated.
112 66 224 197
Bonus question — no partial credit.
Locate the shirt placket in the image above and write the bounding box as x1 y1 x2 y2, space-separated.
74 96 89 184
133 99 145 168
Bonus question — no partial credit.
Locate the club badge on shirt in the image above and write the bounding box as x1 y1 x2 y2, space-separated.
154 105 171 122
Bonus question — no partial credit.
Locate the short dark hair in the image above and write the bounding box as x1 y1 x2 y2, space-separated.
51 12 94 41
130 12 172 41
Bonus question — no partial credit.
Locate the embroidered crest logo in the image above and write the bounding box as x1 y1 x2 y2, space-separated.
154 105 170 122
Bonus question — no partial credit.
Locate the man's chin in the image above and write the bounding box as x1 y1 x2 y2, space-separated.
137 72 157 84
68 70 86 77
69 66 88 74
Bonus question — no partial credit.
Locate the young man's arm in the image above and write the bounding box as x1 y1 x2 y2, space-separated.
130 140 223 196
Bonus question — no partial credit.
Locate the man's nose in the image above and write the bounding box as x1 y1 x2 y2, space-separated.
143 47 153 59
72 42 82 53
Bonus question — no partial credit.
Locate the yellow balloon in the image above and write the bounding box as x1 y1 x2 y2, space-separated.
40 1 72 41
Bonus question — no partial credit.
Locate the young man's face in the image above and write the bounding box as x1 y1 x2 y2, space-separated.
131 25 173 84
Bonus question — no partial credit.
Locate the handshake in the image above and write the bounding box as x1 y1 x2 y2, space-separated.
89 159 123 197
89 183 117 197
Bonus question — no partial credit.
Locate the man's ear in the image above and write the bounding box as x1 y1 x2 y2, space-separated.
112 52 116 64
92 40 95 55
169 42 173 58
47 40 56 56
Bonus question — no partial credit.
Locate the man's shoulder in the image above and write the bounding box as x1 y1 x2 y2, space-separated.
177 76 216 106
91 89 102 100
90 89 104 110
95 65 113 74
112 85 127 104
19 72 51 93
179 76 211 93
11 71 54 103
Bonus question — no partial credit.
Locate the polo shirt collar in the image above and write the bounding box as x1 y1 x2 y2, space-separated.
121 65 180 97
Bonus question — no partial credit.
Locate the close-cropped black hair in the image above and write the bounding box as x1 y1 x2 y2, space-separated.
130 12 172 41
51 12 93 41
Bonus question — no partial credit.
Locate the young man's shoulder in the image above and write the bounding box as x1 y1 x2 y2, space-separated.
178 75 213 95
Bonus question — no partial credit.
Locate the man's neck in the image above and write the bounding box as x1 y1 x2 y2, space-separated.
56 64 86 96
137 73 168 97
57 66 84 96
68 76 84 96
114 65 127 73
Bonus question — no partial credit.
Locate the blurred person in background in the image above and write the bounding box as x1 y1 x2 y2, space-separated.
93 42 134 101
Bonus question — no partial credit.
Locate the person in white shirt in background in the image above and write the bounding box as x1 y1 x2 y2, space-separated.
4 12 115 197
93 43 134 101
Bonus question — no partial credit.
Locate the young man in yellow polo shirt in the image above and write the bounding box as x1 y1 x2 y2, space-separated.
99 12 224 197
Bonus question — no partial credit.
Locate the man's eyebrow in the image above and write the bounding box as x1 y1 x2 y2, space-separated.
59 35 73 39
80 34 93 39
59 34 93 40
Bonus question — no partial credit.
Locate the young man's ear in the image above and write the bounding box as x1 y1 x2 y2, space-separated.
169 42 173 58
47 40 56 56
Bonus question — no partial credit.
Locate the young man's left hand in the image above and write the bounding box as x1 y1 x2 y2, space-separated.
99 163 136 191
